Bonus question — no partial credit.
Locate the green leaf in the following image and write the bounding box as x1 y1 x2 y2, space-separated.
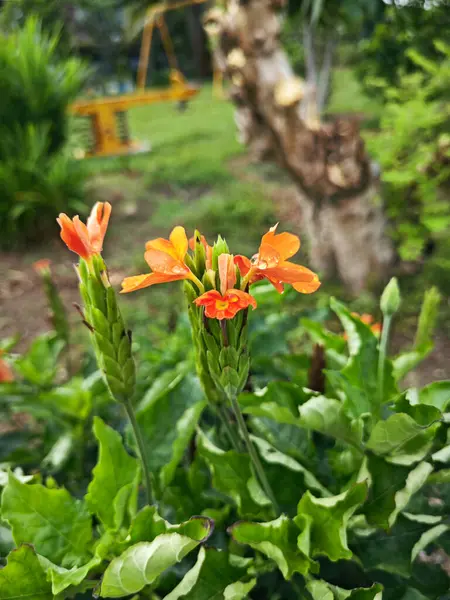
393 344 433 382
366 413 440 465
240 381 307 426
100 529 211 598
86 417 140 530
329 299 397 415
38 554 102 595
250 435 330 497
364 457 432 529
1 473 92 567
230 514 314 579
306 580 383 600
135 368 206 489
417 381 450 411
0 545 53 599
298 395 363 448
197 430 271 518
163 547 254 600
129 505 214 546
354 513 445 578
295 483 367 561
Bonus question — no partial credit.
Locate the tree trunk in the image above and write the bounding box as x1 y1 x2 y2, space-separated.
204 0 394 292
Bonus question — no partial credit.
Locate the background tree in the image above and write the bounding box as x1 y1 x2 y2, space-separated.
204 0 394 292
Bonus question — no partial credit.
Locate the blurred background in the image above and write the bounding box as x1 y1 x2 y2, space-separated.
0 0 448 382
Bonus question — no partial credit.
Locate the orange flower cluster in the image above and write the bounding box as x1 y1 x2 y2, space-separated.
57 204 320 321
122 223 320 320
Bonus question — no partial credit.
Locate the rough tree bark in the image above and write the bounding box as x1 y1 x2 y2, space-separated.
204 0 394 292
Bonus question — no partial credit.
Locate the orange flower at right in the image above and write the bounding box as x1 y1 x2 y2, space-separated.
235 224 320 294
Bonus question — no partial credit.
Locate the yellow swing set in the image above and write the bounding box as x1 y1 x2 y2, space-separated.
70 0 206 158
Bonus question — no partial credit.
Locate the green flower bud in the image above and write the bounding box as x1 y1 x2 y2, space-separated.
212 235 230 271
380 277 401 317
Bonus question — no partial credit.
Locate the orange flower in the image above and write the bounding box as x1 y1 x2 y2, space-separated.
189 234 213 270
234 224 320 294
57 202 111 260
194 254 256 320
33 259 51 274
0 351 13 383
195 289 256 320
121 226 203 293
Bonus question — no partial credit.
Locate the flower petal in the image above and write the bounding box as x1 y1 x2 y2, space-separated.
234 255 252 277
57 214 91 259
261 225 300 261
144 249 190 276
145 237 178 259
169 226 189 261
218 254 236 296
121 272 187 293
266 262 319 285
226 289 257 310
194 290 221 306
87 202 111 253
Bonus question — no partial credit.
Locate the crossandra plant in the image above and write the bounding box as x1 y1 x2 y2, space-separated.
0 204 449 599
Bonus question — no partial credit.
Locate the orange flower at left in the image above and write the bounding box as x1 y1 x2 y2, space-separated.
121 226 201 293
0 351 13 383
57 202 111 260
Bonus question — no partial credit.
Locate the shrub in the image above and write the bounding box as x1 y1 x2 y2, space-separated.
0 17 89 248
367 42 450 262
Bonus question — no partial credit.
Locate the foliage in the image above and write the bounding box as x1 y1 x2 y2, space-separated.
367 41 450 261
0 17 88 248
356 2 450 100
1 264 449 599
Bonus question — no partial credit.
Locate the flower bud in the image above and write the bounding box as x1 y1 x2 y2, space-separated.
380 277 401 317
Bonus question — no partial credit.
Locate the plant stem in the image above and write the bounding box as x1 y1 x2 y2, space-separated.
377 315 392 409
228 392 280 516
123 397 153 506
217 403 243 452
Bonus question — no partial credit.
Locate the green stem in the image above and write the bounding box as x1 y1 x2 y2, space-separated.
228 392 280 516
124 397 153 506
377 315 392 410
217 403 243 452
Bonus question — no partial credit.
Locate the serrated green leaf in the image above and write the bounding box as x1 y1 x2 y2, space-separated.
230 515 313 579
250 435 330 497
366 413 439 465
364 457 432 529
1 473 92 567
355 513 442 578
129 505 213 546
0 545 53 599
38 553 102 595
197 430 271 518
393 344 433 381
298 395 363 448
100 533 206 598
85 417 140 530
135 369 205 489
295 483 367 561
307 580 383 600
163 546 252 600
417 381 450 411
